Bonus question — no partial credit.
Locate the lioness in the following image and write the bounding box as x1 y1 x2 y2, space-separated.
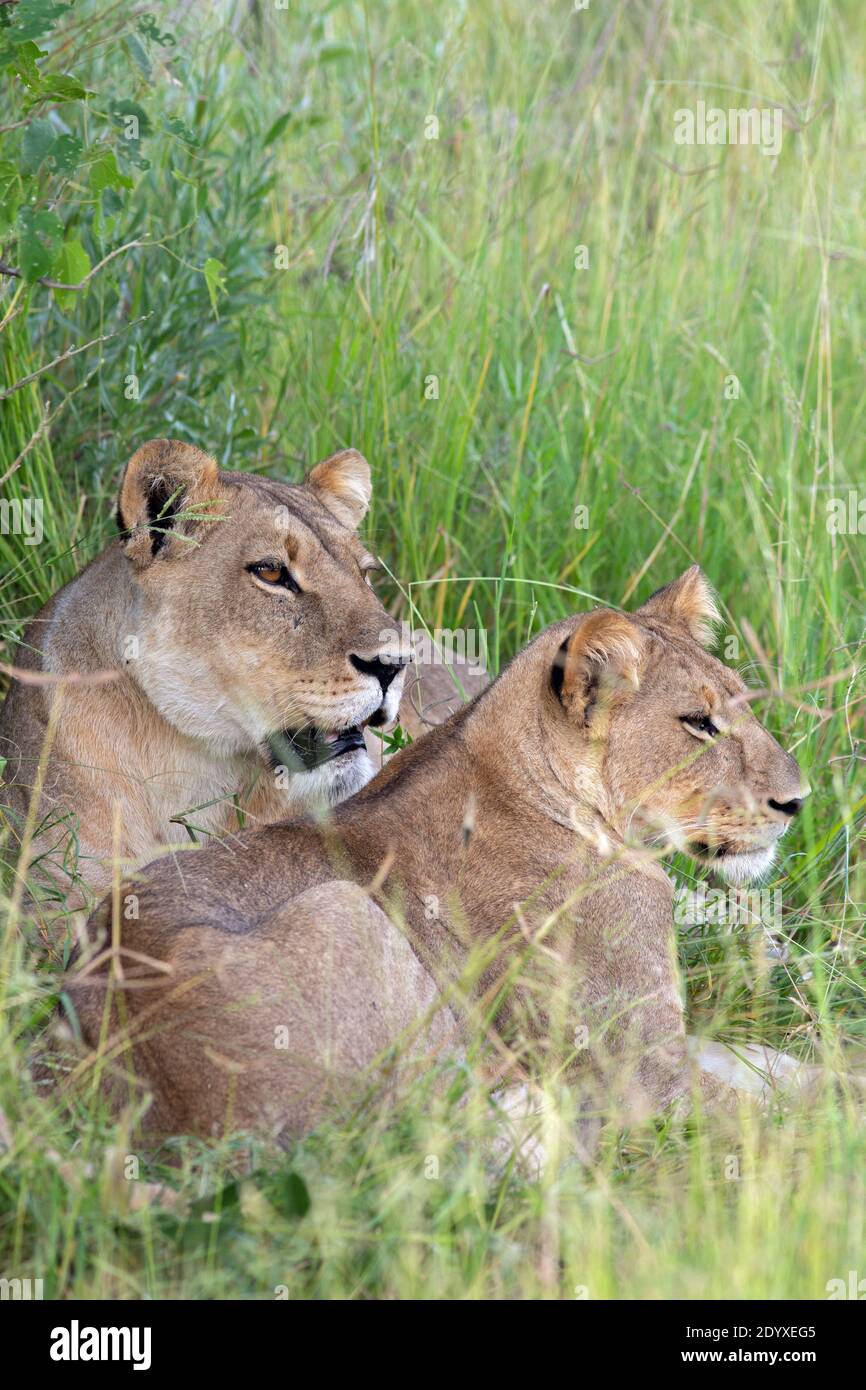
70 566 812 1141
0 439 411 908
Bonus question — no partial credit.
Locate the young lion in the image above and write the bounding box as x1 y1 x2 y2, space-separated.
0 439 411 908
70 567 813 1142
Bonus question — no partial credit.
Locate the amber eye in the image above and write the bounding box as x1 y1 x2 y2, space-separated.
248 561 300 593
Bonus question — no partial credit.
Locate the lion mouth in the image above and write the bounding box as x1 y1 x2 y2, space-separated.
687 828 783 862
271 724 367 771
267 693 394 773
686 839 778 885
688 840 728 860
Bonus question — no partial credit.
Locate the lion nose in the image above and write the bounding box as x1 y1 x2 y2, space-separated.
350 652 409 694
768 796 804 817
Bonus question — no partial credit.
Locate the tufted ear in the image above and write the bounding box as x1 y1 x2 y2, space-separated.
551 610 644 726
637 565 720 647
117 439 222 567
305 448 371 530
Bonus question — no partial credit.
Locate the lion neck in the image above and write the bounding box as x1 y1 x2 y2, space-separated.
343 640 670 929
46 545 274 827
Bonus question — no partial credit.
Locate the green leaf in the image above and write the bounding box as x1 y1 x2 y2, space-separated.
0 161 19 221
0 161 21 236
316 43 355 63
137 14 176 48
203 256 227 317
40 73 88 102
49 133 83 174
368 721 413 754
167 1178 244 1251
103 100 151 170
6 0 71 45
100 186 124 219
263 110 294 146
90 149 133 193
160 113 198 146
17 205 62 281
54 236 90 310
288 110 324 130
123 32 151 79
1 40 44 90
261 1170 311 1219
170 167 198 188
107 98 152 139
21 117 55 173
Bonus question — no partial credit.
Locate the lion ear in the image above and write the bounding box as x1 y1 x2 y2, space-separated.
551 610 644 725
118 439 221 566
305 448 371 530
637 565 720 647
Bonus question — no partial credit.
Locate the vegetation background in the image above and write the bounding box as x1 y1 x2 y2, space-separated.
0 0 863 1299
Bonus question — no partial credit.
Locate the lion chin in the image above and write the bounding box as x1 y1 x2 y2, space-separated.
715 844 777 886
289 747 375 812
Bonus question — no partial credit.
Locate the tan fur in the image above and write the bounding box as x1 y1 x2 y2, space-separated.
0 440 413 909
69 568 812 1141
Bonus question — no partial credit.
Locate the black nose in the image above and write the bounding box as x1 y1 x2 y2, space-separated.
768 797 803 817
350 653 408 694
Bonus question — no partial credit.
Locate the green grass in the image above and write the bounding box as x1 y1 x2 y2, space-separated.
0 0 864 1299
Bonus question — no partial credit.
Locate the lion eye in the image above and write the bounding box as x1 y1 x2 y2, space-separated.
248 561 300 593
680 713 719 738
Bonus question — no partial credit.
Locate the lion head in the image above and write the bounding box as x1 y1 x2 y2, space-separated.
514 567 809 884
116 438 410 807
